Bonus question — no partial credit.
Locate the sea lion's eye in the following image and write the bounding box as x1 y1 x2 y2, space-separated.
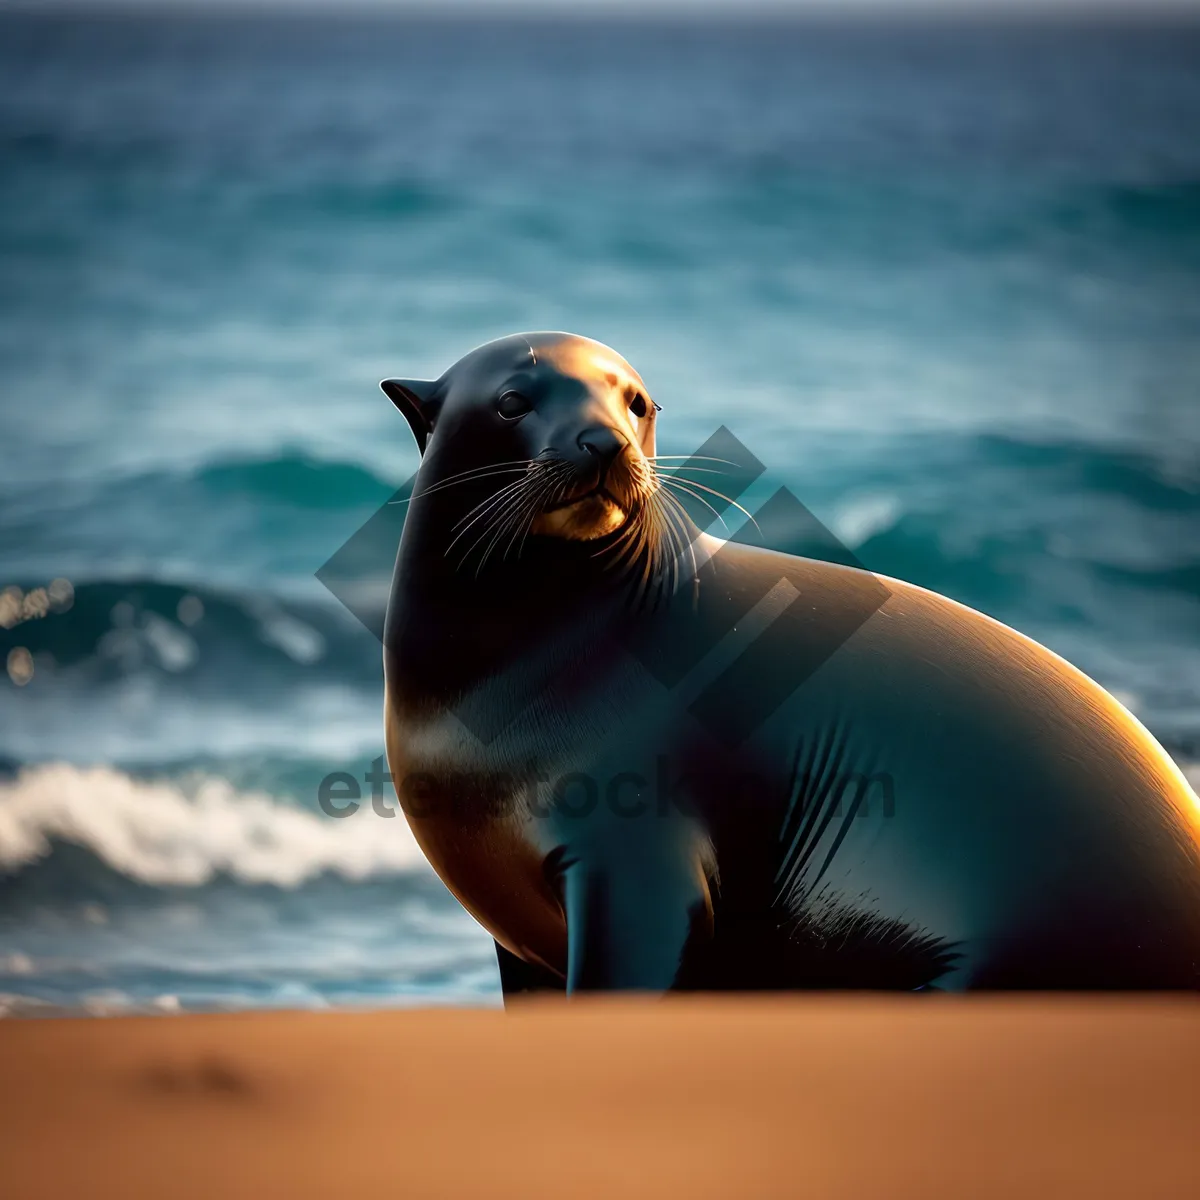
497 390 532 420
629 392 649 419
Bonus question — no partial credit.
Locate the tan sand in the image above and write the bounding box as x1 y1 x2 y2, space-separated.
1 997 1197 1199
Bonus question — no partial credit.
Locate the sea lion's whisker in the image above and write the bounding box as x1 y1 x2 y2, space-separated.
422 458 536 489
460 462 573 574
447 492 532 566
592 487 649 575
486 464 572 570
508 491 552 563
451 465 549 518
646 456 741 467
510 463 575 561
462 486 538 575
618 463 685 600
656 475 762 537
645 466 732 477
598 520 642 577
388 460 535 504
655 475 734 533
447 470 539 544
609 488 678 611
447 497 526 563
646 505 672 608
600 502 647 601
462 474 551 571
650 486 694 599
655 485 700 602
497 479 547 562
512 465 576 558
633 464 707 599
646 497 683 610
450 471 534 529
484 465 572 572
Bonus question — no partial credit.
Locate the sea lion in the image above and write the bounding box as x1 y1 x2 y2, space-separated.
381 332 1200 996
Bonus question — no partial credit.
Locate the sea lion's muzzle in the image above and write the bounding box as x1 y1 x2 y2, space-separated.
527 424 637 540
530 429 638 541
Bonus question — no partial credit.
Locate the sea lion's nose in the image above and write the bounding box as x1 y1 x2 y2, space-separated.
577 426 625 473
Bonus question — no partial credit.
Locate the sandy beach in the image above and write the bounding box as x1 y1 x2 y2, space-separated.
2 997 1197 1199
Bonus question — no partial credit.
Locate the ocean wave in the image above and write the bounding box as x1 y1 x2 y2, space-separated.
0 448 403 512
0 574 389 762
0 448 409 590
190 451 402 508
973 434 1200 512
826 432 1200 611
1052 180 1200 242
0 577 380 678
0 764 424 888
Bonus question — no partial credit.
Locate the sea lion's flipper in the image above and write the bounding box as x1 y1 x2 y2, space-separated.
560 848 712 993
494 940 566 1005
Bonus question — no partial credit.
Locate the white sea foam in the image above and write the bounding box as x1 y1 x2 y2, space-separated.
0 764 425 887
831 492 902 549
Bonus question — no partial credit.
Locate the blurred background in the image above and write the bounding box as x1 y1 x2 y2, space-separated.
0 0 1198 1014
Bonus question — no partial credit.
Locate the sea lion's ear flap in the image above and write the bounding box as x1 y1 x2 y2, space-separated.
380 378 441 454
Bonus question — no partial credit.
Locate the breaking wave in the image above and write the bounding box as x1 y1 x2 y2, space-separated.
0 764 424 889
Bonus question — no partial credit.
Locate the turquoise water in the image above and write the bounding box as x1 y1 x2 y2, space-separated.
1 11 1198 1012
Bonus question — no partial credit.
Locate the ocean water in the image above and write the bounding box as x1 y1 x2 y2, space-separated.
1 10 1199 1014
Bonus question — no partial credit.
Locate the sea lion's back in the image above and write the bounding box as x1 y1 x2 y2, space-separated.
712 544 1200 987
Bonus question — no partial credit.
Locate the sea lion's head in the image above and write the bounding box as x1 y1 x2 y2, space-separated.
383 333 666 563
